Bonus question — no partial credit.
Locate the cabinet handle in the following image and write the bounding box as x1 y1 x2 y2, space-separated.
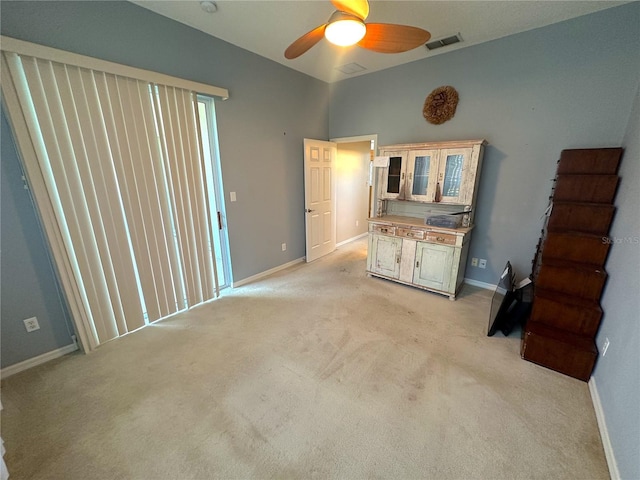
396 256 400 264
416 261 420 268
406 232 413 237
409 173 413 181
401 173 405 180
437 236 445 242
381 228 388 233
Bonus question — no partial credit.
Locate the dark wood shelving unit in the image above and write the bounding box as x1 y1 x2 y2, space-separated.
522 148 623 381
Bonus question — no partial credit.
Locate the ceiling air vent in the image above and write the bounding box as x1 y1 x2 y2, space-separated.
425 34 462 51
335 63 367 75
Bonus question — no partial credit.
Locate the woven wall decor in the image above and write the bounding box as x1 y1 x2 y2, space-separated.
423 86 459 125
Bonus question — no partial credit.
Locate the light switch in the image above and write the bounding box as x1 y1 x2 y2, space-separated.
230 191 237 202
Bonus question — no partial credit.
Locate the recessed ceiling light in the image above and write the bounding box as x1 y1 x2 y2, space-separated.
200 1 217 14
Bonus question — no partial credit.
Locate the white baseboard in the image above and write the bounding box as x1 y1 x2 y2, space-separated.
589 377 620 480
232 257 305 288
337 232 368 248
464 278 497 290
1 343 78 379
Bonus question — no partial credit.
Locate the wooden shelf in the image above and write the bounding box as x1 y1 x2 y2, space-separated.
556 148 622 174
523 147 623 381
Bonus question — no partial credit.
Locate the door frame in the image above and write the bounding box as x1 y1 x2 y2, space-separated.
330 134 378 220
303 134 378 263
197 95 232 288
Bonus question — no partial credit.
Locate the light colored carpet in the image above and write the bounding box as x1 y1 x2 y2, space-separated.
1 238 608 479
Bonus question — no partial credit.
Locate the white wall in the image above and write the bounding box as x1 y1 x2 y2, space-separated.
336 142 371 244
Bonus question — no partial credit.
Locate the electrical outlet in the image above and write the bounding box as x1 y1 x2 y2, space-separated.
24 317 40 332
479 259 487 269
602 337 610 356
281 243 287 251
471 258 479 267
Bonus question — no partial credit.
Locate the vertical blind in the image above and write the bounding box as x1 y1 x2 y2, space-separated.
2 51 218 348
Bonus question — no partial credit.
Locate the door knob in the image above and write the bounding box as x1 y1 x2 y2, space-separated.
305 208 315 213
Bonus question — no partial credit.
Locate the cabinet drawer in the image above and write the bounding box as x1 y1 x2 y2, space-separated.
372 224 396 236
397 227 425 240
425 232 457 245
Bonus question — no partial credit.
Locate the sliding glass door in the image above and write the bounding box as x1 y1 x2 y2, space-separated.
2 49 229 349
197 96 231 289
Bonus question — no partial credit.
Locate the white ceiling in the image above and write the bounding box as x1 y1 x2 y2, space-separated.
131 1 626 83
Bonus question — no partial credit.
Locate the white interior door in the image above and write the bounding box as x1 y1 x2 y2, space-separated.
304 138 337 262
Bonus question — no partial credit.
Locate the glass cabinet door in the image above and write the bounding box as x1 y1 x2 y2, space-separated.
437 148 472 204
412 156 430 195
407 150 438 201
386 156 403 195
380 151 408 200
442 154 463 196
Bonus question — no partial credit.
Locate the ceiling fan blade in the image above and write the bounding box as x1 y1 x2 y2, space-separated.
358 23 431 53
331 0 369 20
285 24 328 59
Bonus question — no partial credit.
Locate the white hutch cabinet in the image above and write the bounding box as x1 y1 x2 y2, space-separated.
367 139 486 300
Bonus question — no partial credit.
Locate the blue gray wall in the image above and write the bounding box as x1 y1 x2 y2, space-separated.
1 106 76 367
329 2 640 285
594 84 640 480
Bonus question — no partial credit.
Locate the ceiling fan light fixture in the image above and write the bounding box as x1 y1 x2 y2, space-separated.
325 12 366 47
284 0 431 60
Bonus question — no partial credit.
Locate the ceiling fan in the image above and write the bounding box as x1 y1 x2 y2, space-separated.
284 0 431 59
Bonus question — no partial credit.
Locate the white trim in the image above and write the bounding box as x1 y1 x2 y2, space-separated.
0 35 229 100
464 278 496 290
589 377 620 480
330 134 378 146
232 257 305 288
0 343 79 379
337 232 368 248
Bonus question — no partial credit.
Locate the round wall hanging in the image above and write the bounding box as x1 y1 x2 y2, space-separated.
423 86 459 125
